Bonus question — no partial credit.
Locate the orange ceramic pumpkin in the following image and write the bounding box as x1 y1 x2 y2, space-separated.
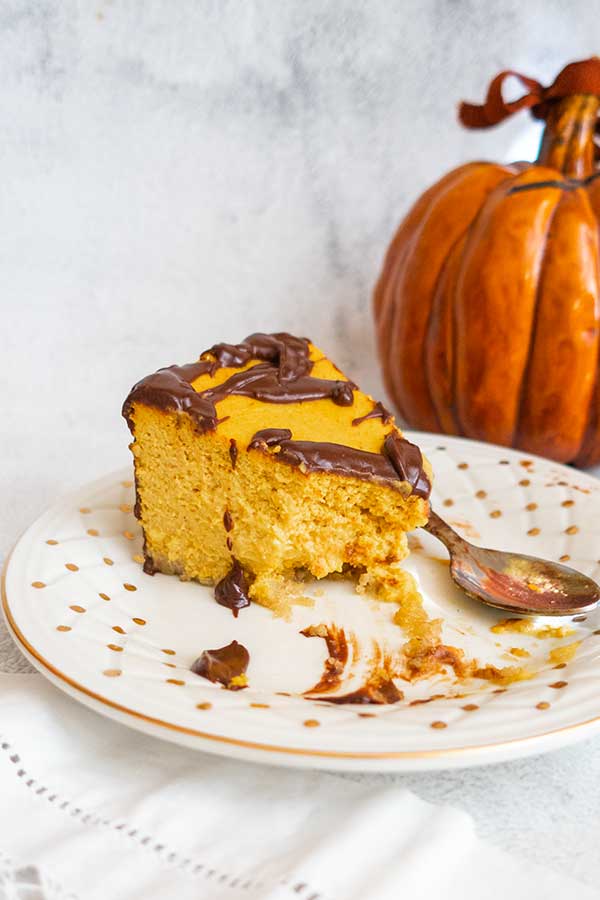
374 58 600 466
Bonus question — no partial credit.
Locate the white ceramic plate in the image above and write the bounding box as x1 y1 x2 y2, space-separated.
4 433 600 771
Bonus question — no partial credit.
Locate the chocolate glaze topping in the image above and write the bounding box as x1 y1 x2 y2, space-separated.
122 332 430 501
384 433 431 499
200 363 355 408
352 401 393 427
215 559 252 617
122 333 356 434
248 428 292 447
223 510 234 532
209 332 312 380
122 360 221 433
248 429 431 498
191 640 249 688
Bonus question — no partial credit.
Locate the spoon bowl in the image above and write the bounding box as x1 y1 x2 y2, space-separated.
423 510 600 616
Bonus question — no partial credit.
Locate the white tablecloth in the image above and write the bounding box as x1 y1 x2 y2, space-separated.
2 672 599 900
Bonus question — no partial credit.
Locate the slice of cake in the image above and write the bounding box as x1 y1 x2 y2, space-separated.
122 333 432 628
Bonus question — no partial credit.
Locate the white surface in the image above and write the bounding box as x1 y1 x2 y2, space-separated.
3 0 600 888
1 673 599 900
6 445 600 772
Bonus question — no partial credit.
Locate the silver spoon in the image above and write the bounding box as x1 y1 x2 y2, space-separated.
423 509 600 616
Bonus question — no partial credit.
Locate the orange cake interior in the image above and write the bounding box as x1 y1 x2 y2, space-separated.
123 333 433 628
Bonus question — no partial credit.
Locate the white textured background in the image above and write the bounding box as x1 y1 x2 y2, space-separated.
3 0 600 890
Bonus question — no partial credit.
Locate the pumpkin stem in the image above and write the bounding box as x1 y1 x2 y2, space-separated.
536 94 600 178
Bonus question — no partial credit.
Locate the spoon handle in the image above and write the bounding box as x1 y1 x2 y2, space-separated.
422 509 467 554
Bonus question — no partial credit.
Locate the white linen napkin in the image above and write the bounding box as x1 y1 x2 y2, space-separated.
0 674 596 900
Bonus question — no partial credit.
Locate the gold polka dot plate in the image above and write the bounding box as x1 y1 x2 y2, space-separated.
4 433 600 771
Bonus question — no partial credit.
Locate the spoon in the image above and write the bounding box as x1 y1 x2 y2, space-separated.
423 509 600 616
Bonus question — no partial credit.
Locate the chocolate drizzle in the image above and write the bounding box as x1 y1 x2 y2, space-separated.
384 433 431 499
248 428 292 447
122 332 356 434
352 401 393 426
248 429 431 497
122 360 222 433
200 363 355 408
209 332 312 379
191 640 249 688
215 559 252 617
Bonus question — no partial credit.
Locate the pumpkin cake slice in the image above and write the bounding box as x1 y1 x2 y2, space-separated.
122 333 432 628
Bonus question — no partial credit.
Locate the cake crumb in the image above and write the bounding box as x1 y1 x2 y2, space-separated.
491 618 575 639
548 641 580 666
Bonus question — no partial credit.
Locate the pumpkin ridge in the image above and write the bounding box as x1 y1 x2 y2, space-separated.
423 230 463 433
574 178 600 466
384 194 446 422
374 169 473 415
445 174 525 436
453 167 563 444
385 231 425 421
382 165 485 419
424 182 514 434
575 320 600 465
384 195 441 418
519 185 600 461
374 163 480 319
513 193 566 448
427 236 465 434
386 164 515 429
446 239 463 435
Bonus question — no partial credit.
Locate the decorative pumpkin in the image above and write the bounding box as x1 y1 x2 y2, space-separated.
374 57 600 466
